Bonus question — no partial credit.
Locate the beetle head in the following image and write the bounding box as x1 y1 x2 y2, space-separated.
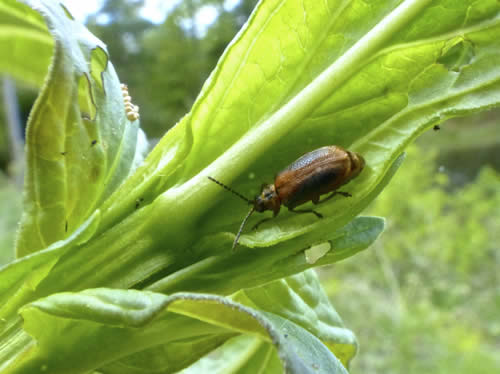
254 184 280 214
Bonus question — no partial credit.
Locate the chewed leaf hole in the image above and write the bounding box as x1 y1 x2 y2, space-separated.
78 73 96 120
437 37 475 73
90 46 108 95
304 242 331 264
59 3 75 20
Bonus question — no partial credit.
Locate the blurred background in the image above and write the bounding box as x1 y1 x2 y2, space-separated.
1 1 499 372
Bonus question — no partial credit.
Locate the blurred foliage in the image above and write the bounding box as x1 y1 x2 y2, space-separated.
0 171 21 265
321 142 500 373
0 92 7 169
86 0 258 138
418 115 500 187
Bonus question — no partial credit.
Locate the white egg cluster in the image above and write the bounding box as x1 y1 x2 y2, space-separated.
121 83 140 121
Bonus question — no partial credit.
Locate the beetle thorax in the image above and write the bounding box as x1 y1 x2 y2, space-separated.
254 184 280 214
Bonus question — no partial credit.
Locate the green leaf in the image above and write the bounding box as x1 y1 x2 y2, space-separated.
0 212 100 368
233 270 357 368
178 335 282 374
14 0 147 256
103 271 355 374
147 215 385 295
0 173 22 265
8 0 498 288
262 312 348 374
0 0 53 87
109 0 500 258
15 286 348 374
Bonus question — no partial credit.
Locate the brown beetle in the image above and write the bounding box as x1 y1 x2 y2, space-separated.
208 145 365 250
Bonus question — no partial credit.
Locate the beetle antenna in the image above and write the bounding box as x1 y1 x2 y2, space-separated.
208 176 253 204
232 206 255 251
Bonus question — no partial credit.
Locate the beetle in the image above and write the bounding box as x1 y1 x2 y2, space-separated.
208 145 365 250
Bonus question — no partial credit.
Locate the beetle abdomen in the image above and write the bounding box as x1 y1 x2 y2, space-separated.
275 146 353 209
279 146 334 173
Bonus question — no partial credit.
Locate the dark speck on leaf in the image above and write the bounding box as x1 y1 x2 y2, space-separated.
135 197 145 209
90 165 101 182
61 151 67 156
81 112 91 120
433 125 441 131
91 140 97 146
65 221 68 232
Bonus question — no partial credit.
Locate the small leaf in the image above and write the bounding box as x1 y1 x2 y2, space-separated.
179 335 282 374
263 312 349 374
148 213 386 296
233 270 357 368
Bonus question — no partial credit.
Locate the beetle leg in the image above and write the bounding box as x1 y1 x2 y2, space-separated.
316 190 352 204
288 207 323 219
252 217 273 230
336 191 352 197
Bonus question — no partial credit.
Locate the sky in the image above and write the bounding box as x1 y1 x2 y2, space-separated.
60 0 103 22
60 0 240 26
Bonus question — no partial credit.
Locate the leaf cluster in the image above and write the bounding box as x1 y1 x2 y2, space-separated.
0 0 499 372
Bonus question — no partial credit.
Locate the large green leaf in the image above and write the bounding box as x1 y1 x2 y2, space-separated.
0 196 381 372
104 270 356 373
14 0 147 257
99 0 500 256
14 274 349 374
147 215 386 295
